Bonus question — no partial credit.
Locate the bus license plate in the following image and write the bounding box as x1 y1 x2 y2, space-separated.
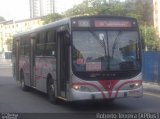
128 91 139 97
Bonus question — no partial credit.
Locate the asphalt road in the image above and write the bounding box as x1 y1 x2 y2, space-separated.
0 66 160 118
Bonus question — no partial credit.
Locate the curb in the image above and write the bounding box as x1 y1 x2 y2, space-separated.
143 82 160 94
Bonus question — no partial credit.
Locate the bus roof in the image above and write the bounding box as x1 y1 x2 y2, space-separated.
71 15 137 20
13 15 137 38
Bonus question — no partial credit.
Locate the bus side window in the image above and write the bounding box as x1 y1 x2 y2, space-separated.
20 38 25 56
45 29 56 56
39 32 46 44
35 34 40 56
36 32 46 56
47 29 56 43
36 34 40 44
25 36 30 56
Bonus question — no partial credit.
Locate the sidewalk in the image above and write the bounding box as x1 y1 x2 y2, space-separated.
0 58 12 66
143 82 160 94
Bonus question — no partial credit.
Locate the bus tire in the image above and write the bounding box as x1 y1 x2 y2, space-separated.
106 99 115 103
20 71 29 91
47 77 59 104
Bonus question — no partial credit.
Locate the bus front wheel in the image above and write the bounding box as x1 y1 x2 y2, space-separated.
47 77 59 104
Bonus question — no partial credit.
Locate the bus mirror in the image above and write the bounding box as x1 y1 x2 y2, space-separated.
52 51 55 56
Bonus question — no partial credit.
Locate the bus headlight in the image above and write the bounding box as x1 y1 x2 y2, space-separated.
72 84 91 92
130 81 142 89
135 83 140 87
72 84 81 90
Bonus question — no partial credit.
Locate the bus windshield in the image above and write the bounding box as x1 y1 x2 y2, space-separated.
72 30 140 77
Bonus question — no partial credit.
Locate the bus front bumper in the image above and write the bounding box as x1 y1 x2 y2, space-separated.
69 86 143 101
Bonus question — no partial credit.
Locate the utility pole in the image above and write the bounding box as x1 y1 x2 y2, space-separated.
144 22 148 51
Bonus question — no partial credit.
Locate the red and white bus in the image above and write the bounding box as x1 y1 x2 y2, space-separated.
12 15 143 103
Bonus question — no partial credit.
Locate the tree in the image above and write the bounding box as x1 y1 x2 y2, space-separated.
6 38 12 51
40 0 157 51
140 26 159 51
42 13 64 24
124 0 153 25
64 0 125 17
64 1 89 17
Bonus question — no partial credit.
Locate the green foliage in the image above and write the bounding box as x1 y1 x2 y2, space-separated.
64 1 90 17
124 0 153 26
140 26 159 51
41 0 158 51
6 38 12 46
64 0 125 17
42 13 64 24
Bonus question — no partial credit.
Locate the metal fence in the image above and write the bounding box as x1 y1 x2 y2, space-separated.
143 51 160 83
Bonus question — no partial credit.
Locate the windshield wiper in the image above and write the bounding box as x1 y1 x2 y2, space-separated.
89 31 107 58
112 31 122 59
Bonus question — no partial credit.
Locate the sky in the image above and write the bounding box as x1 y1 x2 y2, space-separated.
0 0 84 21
55 0 84 13
0 0 30 20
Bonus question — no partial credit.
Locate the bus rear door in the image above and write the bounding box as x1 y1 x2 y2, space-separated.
30 36 36 87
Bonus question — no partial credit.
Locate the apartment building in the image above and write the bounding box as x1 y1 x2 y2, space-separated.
153 0 160 37
0 17 43 52
30 0 55 18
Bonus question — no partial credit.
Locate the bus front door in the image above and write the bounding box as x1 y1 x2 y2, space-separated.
30 38 35 87
57 31 69 99
16 40 20 81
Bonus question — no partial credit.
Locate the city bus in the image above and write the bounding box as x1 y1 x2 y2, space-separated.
12 15 143 104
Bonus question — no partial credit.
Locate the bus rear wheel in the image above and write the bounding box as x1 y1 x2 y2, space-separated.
20 71 29 91
47 78 59 104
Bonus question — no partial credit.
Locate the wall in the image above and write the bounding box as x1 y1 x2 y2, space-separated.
143 51 160 83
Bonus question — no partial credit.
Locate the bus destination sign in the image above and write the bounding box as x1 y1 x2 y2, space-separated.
95 20 133 28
